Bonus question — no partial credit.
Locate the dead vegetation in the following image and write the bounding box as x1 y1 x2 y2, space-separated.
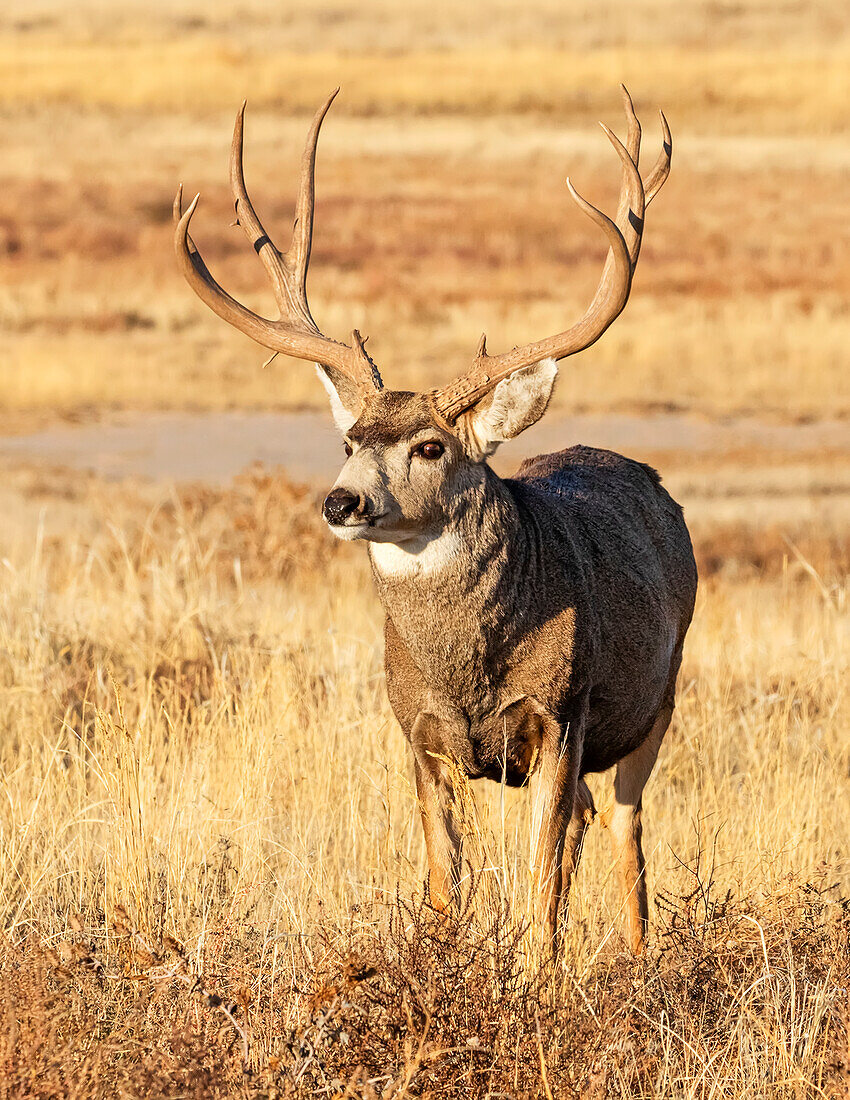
2 878 848 1097
0 462 847 1094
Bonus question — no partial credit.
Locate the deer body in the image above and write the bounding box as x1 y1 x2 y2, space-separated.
361 397 697 948
378 443 695 779
175 86 696 952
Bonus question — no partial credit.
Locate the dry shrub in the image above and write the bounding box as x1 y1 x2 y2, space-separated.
295 883 850 1097
90 466 337 588
11 462 336 584
0 935 224 1099
179 466 339 584
2 875 848 1099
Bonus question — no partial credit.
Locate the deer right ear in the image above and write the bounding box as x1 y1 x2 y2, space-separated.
455 359 558 460
316 365 360 433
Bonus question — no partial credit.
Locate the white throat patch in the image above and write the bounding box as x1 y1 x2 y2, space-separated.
369 529 462 580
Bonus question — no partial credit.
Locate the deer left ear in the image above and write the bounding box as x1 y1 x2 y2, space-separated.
456 359 558 459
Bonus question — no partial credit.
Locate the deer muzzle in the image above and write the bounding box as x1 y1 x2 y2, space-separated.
323 487 373 527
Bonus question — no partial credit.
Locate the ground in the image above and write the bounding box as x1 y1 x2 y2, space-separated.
0 1 848 1096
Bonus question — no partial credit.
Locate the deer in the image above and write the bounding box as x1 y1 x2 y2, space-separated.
173 86 698 956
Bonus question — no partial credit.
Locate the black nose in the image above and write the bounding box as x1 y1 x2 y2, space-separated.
323 487 362 525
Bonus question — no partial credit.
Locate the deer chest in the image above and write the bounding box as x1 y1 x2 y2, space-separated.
411 694 554 788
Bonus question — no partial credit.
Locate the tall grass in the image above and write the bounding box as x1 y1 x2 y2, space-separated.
0 469 846 1093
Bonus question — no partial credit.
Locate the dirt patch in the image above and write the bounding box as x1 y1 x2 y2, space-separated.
1 410 848 485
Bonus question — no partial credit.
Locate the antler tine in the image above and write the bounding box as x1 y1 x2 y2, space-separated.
621 84 641 164
644 109 672 206
613 84 645 265
229 101 294 323
431 89 671 423
230 90 341 333
589 120 644 295
617 85 641 217
287 88 339 328
175 92 383 399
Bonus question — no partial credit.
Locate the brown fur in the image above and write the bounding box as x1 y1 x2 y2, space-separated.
369 415 697 951
318 381 697 951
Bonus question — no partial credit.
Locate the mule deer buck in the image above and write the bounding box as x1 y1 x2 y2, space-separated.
174 87 697 954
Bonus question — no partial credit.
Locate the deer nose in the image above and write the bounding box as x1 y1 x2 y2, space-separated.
323 487 362 525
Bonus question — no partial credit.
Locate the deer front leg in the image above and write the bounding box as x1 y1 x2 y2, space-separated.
528 716 581 955
411 715 461 913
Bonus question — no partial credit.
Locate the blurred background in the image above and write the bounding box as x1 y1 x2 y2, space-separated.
2 0 848 427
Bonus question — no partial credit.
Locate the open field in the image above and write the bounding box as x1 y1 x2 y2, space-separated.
1 0 849 1095
0 455 848 1095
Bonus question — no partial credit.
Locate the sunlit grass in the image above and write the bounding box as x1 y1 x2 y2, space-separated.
3 39 850 136
0 469 846 1093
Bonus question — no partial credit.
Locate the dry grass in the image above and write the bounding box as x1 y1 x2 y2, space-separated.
5 0 849 51
3 149 849 421
4 40 850 134
0 463 847 1095
3 885 849 1097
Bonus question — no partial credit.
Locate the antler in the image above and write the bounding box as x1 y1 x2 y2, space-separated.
432 86 671 421
174 90 383 399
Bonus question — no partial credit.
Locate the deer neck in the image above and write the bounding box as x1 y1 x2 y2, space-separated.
368 467 531 710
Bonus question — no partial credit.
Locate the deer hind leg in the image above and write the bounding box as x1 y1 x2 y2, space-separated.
563 778 596 889
602 706 672 954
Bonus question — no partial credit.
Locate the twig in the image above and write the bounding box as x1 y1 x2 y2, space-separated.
534 1009 555 1100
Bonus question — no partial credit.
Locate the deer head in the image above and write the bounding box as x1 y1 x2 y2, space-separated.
174 88 671 547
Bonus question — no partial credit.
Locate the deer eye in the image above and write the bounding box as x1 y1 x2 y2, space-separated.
415 441 444 461
343 441 353 457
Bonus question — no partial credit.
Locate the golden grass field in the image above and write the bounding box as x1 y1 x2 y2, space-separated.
0 1 849 1096
0 463 847 1095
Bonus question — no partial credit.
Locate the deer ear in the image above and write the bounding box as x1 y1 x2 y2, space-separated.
315 365 360 433
456 359 558 458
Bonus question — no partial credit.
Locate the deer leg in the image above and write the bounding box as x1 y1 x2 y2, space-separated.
413 757 460 912
410 716 461 913
601 706 672 954
562 777 596 891
528 719 581 955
